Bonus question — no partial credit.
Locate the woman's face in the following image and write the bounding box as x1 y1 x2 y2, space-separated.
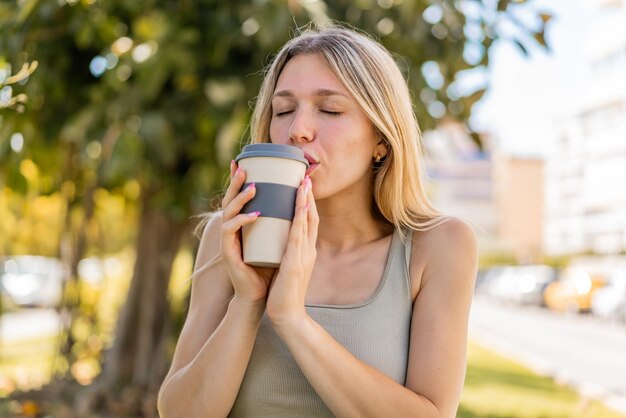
269 53 383 201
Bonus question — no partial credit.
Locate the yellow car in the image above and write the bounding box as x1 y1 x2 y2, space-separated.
544 268 606 313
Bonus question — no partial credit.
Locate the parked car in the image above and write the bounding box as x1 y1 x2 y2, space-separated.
0 256 65 308
544 268 606 313
483 265 557 306
508 265 558 306
591 270 626 321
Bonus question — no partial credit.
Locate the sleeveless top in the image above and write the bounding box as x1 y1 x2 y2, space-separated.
228 229 414 417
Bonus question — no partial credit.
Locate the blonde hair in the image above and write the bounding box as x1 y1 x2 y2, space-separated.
250 25 444 234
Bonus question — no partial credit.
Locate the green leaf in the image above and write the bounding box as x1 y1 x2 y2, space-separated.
133 11 170 42
7 165 28 194
16 0 40 24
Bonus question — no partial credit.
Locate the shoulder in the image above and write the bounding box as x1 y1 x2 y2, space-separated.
417 216 476 253
410 216 476 261
407 216 478 297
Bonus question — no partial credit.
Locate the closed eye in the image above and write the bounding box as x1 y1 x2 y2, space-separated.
274 110 294 117
321 110 342 116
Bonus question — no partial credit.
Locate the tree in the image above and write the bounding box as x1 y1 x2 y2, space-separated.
0 0 549 416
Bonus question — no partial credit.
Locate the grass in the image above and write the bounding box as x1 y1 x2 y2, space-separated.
459 341 625 418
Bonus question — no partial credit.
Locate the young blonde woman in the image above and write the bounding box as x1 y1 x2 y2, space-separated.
158 26 477 418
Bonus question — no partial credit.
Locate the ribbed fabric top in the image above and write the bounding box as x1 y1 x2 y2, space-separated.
228 229 414 417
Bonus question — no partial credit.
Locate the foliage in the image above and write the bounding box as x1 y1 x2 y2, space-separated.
0 60 37 112
0 183 138 257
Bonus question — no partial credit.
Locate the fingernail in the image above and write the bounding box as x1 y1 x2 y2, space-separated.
236 167 243 176
245 183 255 192
247 211 261 217
306 175 312 188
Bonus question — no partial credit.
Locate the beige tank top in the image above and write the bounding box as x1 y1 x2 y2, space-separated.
229 229 414 417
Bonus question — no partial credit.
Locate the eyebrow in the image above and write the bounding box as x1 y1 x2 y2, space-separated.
272 89 348 99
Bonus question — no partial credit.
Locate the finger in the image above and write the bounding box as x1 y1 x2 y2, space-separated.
222 166 247 209
296 177 310 240
223 182 257 221
221 210 260 266
305 177 319 248
297 177 309 237
288 179 309 249
221 211 261 237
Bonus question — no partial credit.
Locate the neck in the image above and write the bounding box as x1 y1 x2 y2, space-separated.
315 193 393 252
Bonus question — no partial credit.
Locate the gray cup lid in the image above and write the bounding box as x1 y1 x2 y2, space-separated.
235 143 309 167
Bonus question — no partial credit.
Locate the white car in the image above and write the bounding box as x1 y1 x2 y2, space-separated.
0 256 65 308
591 270 626 321
484 265 557 306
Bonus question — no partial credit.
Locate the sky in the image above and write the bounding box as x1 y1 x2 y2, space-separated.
471 0 599 158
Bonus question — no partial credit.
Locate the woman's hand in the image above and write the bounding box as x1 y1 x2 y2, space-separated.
266 175 318 327
221 160 277 305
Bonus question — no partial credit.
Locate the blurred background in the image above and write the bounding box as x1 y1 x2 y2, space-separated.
1 0 625 417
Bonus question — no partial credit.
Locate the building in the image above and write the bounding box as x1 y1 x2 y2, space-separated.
544 0 626 256
494 154 544 263
424 121 544 262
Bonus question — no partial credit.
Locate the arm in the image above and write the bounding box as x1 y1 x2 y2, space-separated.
158 162 277 418
157 214 264 418
404 217 478 417
271 217 477 418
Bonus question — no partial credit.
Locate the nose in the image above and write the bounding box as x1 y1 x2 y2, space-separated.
289 109 315 144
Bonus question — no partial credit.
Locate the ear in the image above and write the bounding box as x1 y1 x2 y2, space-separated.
374 140 388 159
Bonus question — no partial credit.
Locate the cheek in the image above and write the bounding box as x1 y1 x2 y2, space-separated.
269 117 287 142
324 143 373 182
337 132 376 165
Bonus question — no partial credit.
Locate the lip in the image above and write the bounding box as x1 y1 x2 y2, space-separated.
303 152 319 165
303 152 319 175
306 162 319 176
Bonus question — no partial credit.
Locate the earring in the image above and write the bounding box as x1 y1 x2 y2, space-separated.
375 154 382 163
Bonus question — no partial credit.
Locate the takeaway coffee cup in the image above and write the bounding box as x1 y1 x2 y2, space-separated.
235 143 309 267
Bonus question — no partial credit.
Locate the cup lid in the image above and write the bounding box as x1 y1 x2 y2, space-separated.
235 143 309 167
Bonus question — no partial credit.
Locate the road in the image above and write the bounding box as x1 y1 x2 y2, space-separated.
469 296 626 414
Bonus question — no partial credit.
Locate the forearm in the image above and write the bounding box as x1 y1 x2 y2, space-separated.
274 315 442 418
158 297 264 418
